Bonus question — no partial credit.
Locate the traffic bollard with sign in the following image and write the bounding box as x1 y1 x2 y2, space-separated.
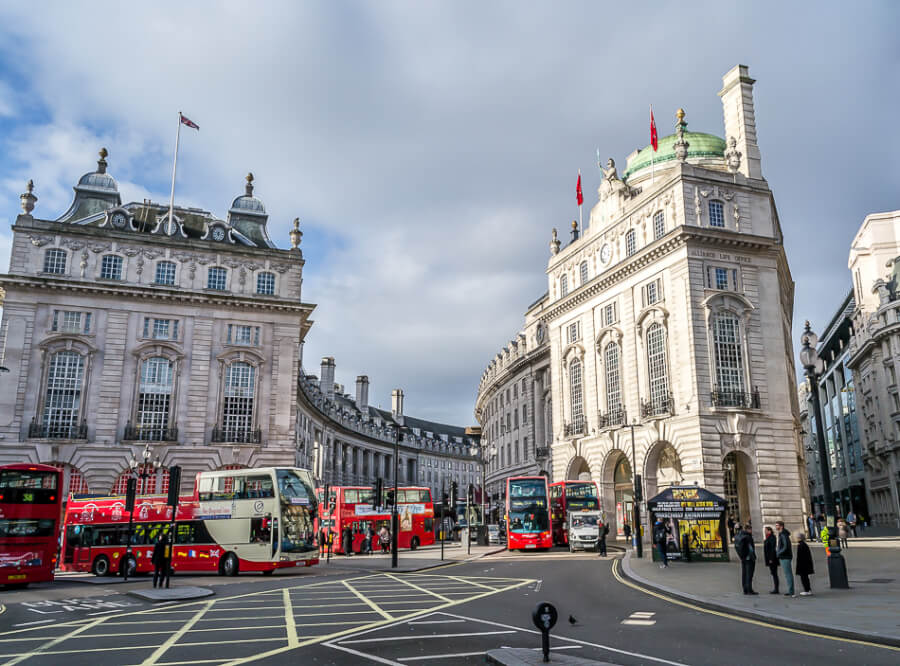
531 601 558 662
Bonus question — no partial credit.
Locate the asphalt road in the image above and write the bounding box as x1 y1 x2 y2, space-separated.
1 550 897 665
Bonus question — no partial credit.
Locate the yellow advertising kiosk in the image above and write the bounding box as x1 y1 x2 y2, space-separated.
647 486 729 563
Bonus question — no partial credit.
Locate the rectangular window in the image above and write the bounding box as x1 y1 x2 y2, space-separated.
603 302 618 326
513 384 518 400
709 200 725 228
155 261 176 286
653 211 665 240
43 249 67 275
567 321 581 344
207 267 227 290
644 279 661 305
227 324 261 346
100 255 123 280
51 310 92 334
256 272 275 295
142 318 179 341
705 265 740 291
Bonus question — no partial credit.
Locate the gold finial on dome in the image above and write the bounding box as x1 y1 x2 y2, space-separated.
97 147 109 174
571 220 577 229
676 108 685 121
246 172 254 183
99 147 108 159
245 172 254 196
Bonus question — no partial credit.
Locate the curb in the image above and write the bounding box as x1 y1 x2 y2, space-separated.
620 550 900 649
320 546 509 574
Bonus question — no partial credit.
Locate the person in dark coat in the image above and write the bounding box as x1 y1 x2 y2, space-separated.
775 521 795 597
727 515 736 542
795 533 815 595
763 526 779 594
342 525 354 556
152 533 170 589
599 521 609 556
734 524 758 594
653 519 669 568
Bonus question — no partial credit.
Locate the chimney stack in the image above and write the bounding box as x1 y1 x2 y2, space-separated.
355 375 369 413
319 357 335 399
391 388 405 424
718 64 762 180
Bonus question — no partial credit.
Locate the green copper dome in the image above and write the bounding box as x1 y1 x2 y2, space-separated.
623 131 726 180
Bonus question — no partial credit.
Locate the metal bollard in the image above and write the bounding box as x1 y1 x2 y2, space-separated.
532 602 558 662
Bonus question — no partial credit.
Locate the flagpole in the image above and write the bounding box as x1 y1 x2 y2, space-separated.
650 104 655 186
578 169 583 229
168 112 182 232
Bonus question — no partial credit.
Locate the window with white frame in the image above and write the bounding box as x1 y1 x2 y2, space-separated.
522 404 527 424
227 324 260 346
579 261 588 285
100 254 123 280
569 358 584 430
51 310 92 335
625 229 636 257
222 362 256 439
256 271 275 295
709 200 725 228
155 261 176 286
566 321 581 344
605 342 622 415
142 318 179 341
712 311 745 394
603 302 618 327
646 323 669 409
43 249 67 274
41 351 86 438
642 278 664 306
653 211 665 240
136 357 174 440
560 274 569 297
705 266 739 291
207 267 227 290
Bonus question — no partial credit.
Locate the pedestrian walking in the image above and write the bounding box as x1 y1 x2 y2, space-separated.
364 524 375 555
379 525 391 553
599 521 609 556
775 521 795 597
342 525 354 556
623 522 632 541
806 514 816 541
152 533 169 589
796 533 814 596
653 518 669 568
846 510 857 538
319 527 327 555
763 525 779 594
727 515 736 542
734 524 758 594
837 519 850 548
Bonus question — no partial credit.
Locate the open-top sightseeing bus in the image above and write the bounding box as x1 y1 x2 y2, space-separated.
0 463 63 587
317 486 435 554
549 480 601 545
61 466 318 576
505 476 552 550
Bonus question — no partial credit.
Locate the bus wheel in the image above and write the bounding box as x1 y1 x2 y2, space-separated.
410 537 420 551
92 555 110 577
222 553 239 577
262 569 274 576
120 556 136 578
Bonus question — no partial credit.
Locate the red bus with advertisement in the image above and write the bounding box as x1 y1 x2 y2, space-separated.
505 476 552 550
0 463 63 587
61 466 319 577
549 480 601 545
317 486 435 554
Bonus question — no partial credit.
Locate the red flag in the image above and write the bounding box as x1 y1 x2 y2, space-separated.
180 114 199 130
576 172 583 206
650 106 658 152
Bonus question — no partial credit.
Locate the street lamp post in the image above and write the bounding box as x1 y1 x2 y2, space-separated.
391 424 401 569
619 413 643 559
124 442 161 581
799 321 849 588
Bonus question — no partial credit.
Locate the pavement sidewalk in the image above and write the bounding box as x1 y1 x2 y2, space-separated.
621 541 900 646
319 542 507 572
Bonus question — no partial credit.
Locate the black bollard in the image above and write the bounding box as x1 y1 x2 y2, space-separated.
531 602 558 663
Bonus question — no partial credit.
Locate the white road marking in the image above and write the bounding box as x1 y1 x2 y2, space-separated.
397 651 486 661
622 619 657 625
340 630 516 645
11 620 55 628
406 620 465 625
622 611 657 626
534 579 543 592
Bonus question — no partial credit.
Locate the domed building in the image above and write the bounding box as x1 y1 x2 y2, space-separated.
479 65 807 539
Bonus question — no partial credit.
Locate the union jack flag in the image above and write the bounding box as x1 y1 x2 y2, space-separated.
180 114 199 130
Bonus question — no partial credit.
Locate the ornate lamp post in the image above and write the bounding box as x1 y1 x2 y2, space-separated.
391 423 401 569
798 321 849 588
123 442 161 580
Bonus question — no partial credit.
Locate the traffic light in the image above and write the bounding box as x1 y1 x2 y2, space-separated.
322 484 331 513
167 465 181 508
450 481 458 511
125 477 136 512
441 488 449 509
467 483 474 505
372 478 383 510
385 489 395 508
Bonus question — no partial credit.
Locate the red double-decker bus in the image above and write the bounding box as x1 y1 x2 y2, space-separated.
549 480 601 545
505 476 552 551
0 463 63 587
61 466 319 577
317 486 435 554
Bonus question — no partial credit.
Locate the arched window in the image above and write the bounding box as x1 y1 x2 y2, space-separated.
110 465 169 496
222 362 257 441
579 261 588 285
625 229 636 257
135 357 175 440
155 261 176 286
569 358 583 432
41 351 86 438
560 274 569 298
256 271 276 295
709 200 725 228
43 249 67 274
646 323 669 412
604 342 622 415
207 266 227 290
712 311 745 396
653 211 665 240
100 254 123 280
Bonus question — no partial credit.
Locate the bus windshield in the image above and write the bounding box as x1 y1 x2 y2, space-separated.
508 480 549 533
276 469 317 553
565 483 598 511
0 470 58 489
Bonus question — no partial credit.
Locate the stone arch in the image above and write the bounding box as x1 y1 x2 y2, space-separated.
723 449 759 527
601 448 632 538
565 455 592 481
643 440 683 501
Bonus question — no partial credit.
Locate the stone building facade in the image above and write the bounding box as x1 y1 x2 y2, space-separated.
846 209 900 527
542 65 806 536
0 150 314 496
475 295 553 513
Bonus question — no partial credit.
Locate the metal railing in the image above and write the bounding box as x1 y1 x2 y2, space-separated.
710 386 761 409
535 447 550 459
640 393 674 419
27 419 88 440
123 423 178 442
563 418 585 437
211 426 262 444
598 407 626 429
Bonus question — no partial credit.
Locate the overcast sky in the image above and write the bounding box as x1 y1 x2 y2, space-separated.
1 2 898 426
